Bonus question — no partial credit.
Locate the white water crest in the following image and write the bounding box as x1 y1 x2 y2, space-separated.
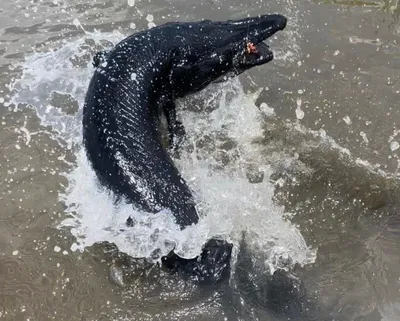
9 31 316 269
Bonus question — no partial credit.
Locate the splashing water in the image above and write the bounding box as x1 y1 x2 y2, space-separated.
9 31 316 269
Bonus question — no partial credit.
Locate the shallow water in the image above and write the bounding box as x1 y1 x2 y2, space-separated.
1 0 400 320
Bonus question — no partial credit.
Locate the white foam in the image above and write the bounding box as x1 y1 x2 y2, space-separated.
9 31 123 145
175 80 316 265
10 31 315 269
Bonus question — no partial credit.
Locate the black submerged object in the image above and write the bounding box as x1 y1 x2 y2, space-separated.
83 14 287 281
162 238 233 284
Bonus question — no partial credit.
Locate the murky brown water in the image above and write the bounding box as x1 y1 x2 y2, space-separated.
2 0 400 320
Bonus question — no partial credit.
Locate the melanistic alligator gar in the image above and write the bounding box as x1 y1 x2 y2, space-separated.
83 14 287 229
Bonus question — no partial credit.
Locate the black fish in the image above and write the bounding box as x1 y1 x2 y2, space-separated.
83 14 287 282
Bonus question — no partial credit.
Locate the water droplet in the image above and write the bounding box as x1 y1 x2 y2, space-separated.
109 264 124 287
295 109 304 120
390 141 399 151
146 14 154 22
127 0 135 6
259 102 275 116
343 116 351 125
296 98 302 109
360 131 368 144
54 246 61 252
295 98 304 120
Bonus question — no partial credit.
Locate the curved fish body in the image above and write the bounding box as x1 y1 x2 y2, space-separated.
83 14 287 229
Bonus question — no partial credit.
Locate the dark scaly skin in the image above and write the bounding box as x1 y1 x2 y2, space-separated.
83 15 287 229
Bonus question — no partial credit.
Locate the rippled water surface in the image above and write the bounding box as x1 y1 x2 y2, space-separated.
2 0 400 320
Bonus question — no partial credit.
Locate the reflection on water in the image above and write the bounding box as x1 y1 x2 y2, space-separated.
318 0 400 29
1 0 400 320
316 0 381 7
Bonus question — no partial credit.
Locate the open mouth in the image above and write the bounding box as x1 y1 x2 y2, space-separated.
241 41 274 67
